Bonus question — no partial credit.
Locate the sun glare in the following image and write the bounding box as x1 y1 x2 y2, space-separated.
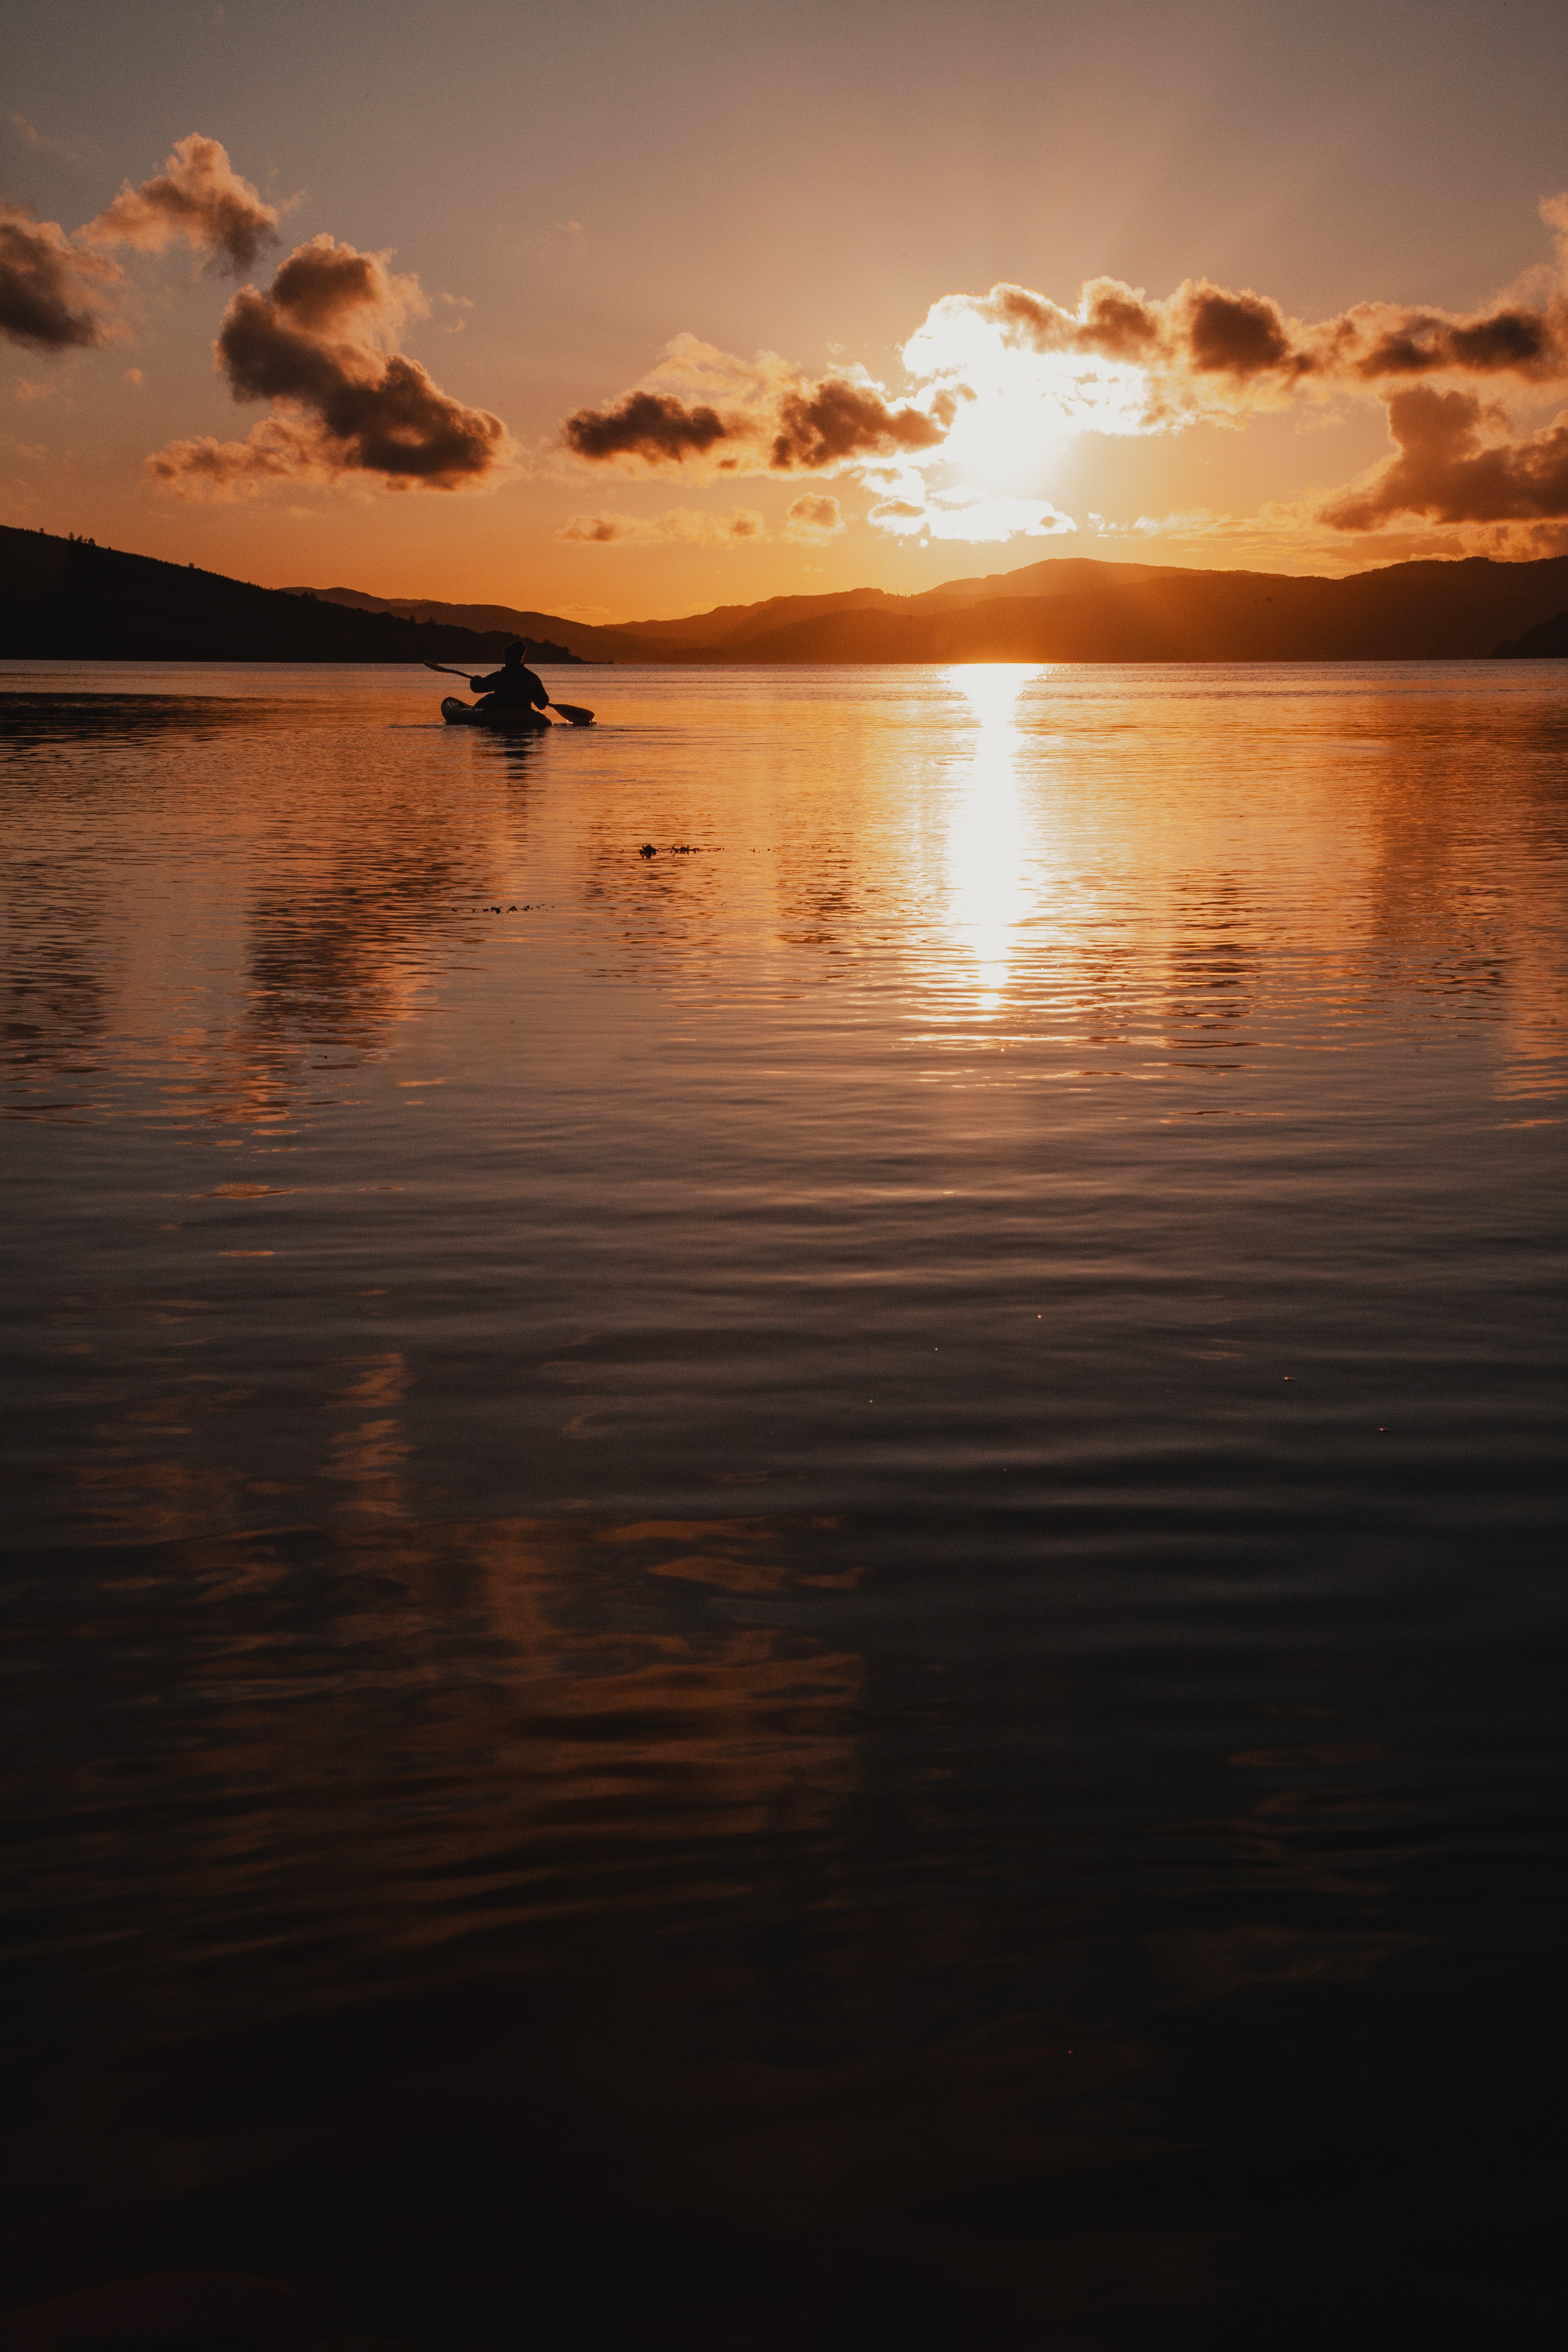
904 310 1157 502
946 666 1039 1010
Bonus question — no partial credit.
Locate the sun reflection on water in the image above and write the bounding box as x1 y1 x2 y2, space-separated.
946 664 1041 1013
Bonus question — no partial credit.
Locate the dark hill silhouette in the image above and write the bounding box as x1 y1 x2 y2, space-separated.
279 584 589 662
1 528 559 664
530 552 1568 662
289 580 904 661
12 524 1568 665
1493 608 1568 657
597 555 1568 664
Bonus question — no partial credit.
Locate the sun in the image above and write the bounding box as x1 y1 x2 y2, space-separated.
904 307 1157 499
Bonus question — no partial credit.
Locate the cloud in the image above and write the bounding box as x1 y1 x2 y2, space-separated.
904 265 1568 451
566 388 730 465
3 132 276 354
560 332 954 478
1320 387 1568 529
868 193 1568 534
867 487 1076 542
770 378 951 468
556 505 765 546
914 195 1568 410
0 202 117 350
782 491 843 541
10 116 84 168
81 133 279 270
146 233 514 497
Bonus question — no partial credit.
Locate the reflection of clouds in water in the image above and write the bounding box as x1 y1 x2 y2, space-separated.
0 690 530 1107
0 701 256 1074
245 861 457 1046
5 1502 1426 2339
2 848 111 1071
15 1512 867 1979
229 774 529 1092
327 1350 420 1520
946 666 1037 1011
1160 874 1269 1063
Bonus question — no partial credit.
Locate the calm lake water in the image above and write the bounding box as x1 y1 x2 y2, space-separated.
2 660 1564 2348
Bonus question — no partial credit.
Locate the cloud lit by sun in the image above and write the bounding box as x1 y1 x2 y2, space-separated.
544 194 1568 560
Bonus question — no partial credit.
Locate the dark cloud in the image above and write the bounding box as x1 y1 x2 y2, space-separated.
919 210 1568 411
1182 285 1303 378
147 234 513 497
559 336 954 478
770 380 950 468
3 133 278 355
1076 280 1163 360
0 202 115 350
938 275 1313 389
563 389 728 463
1338 304 1568 381
1321 387 1568 529
82 134 279 271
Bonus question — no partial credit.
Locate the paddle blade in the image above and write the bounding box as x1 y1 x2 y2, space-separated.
551 703 595 725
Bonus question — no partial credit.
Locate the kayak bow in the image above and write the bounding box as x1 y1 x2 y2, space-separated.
441 696 550 732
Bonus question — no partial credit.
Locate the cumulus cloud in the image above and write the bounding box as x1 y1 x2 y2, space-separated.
560 332 954 478
906 261 1568 450
0 202 116 350
146 233 514 497
557 506 765 546
3 133 278 354
782 491 844 541
1320 387 1568 529
81 133 279 270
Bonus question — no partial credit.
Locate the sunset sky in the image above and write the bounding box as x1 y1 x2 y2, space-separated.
5 0 1568 620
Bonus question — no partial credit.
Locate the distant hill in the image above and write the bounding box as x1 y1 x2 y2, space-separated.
301 551 1568 665
11 524 1568 665
1493 608 1568 657
0 528 569 664
614 554 1568 663
278 584 589 663
278 585 597 668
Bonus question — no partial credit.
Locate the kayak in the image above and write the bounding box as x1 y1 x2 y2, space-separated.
441 696 549 733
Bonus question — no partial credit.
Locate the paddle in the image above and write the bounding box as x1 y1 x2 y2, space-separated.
423 660 594 726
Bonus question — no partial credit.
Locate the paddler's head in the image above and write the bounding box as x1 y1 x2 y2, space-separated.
503 640 526 665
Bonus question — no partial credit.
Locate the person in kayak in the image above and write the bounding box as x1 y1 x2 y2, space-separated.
469 641 551 718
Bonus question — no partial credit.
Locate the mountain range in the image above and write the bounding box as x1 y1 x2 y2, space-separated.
6 523 1568 664
300 555 1568 663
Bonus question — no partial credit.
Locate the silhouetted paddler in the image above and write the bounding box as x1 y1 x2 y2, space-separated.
470 641 550 718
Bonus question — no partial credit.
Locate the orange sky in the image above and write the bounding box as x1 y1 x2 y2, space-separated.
5 0 1568 620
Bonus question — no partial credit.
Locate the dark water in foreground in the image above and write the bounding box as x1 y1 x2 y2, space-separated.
1 662 1564 2347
